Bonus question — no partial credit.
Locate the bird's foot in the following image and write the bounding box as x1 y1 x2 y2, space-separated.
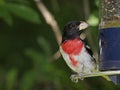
70 73 84 83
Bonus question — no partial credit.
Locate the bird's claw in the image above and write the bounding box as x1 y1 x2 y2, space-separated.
70 74 84 83
70 74 79 83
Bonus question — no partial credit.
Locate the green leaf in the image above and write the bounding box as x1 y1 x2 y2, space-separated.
6 69 18 90
25 49 58 81
0 0 5 5
37 37 51 56
21 70 37 90
25 49 47 66
6 3 40 23
87 14 98 26
0 5 13 25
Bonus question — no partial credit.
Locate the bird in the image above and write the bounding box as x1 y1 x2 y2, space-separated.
59 21 97 82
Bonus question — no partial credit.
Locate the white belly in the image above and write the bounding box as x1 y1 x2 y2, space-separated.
60 46 96 74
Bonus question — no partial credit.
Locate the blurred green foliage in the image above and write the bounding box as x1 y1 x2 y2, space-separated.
0 0 120 90
0 0 40 25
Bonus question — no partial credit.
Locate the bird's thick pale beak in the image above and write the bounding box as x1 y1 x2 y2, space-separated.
79 22 89 30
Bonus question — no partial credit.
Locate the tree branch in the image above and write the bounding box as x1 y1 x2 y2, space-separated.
34 0 61 60
35 0 61 45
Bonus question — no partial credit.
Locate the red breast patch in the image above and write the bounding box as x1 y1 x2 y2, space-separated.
69 55 78 66
61 38 83 66
61 38 83 55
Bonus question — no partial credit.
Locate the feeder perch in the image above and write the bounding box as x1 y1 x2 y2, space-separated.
70 70 120 83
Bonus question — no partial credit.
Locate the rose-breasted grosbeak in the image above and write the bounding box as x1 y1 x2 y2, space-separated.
60 21 111 82
59 21 97 82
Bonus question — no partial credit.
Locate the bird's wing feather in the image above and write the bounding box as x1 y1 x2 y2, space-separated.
85 45 93 57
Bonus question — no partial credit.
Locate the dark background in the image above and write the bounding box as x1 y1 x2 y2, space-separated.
0 0 120 90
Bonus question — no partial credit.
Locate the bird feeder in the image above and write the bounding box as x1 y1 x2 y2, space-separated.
70 0 120 84
99 0 120 84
